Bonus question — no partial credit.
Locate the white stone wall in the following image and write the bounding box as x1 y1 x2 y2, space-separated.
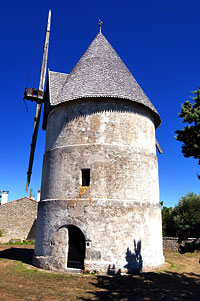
41 99 159 204
35 98 164 273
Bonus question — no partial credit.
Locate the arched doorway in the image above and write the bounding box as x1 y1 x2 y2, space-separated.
67 225 85 269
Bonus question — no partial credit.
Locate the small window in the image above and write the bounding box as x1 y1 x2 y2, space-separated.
81 169 90 186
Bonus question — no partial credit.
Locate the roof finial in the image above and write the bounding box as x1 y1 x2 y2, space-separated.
98 18 103 33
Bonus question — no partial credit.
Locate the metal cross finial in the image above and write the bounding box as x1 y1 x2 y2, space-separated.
98 18 103 33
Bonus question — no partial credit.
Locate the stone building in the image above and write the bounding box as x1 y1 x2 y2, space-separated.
34 30 164 273
0 197 38 243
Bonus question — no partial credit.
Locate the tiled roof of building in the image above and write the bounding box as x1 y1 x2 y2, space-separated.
0 197 38 206
48 32 161 127
48 71 68 105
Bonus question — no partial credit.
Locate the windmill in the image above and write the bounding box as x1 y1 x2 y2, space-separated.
23 10 51 192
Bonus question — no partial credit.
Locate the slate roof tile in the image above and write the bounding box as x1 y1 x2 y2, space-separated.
48 32 161 127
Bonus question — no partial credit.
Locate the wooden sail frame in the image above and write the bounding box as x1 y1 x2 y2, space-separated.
24 10 51 192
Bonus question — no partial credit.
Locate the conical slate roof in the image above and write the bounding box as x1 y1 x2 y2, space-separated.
49 32 161 127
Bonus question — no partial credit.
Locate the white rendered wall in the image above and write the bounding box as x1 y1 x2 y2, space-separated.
34 99 164 273
1 191 9 205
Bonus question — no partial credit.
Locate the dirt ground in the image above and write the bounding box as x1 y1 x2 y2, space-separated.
0 245 199 300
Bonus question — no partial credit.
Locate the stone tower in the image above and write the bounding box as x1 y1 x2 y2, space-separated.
33 31 164 273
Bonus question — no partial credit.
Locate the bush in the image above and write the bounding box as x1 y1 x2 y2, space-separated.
162 192 200 239
173 192 200 239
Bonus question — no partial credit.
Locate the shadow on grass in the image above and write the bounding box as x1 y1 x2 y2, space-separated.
0 247 34 264
80 271 200 300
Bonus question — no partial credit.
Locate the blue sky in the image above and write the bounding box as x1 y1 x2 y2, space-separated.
0 0 200 207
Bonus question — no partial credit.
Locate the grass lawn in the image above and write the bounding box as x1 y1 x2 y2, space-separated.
0 245 199 300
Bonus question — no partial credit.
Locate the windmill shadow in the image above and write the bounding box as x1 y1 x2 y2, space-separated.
0 247 34 264
81 241 200 300
80 271 200 300
124 239 143 274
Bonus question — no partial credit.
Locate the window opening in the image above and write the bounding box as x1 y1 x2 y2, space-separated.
81 169 90 186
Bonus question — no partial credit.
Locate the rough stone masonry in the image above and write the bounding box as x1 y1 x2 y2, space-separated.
33 31 164 273
0 197 37 243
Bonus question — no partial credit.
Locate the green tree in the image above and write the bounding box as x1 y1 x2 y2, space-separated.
161 206 176 237
175 88 200 167
162 193 200 239
173 192 200 239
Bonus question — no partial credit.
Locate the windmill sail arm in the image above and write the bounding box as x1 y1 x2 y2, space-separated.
24 88 46 103
39 9 51 92
25 104 42 192
25 9 51 192
156 138 162 154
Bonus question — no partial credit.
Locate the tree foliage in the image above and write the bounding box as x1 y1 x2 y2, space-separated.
173 192 200 239
162 206 176 237
175 89 200 165
162 192 200 239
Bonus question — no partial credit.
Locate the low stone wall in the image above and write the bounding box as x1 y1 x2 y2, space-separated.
163 237 196 251
0 197 38 243
162 237 179 251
